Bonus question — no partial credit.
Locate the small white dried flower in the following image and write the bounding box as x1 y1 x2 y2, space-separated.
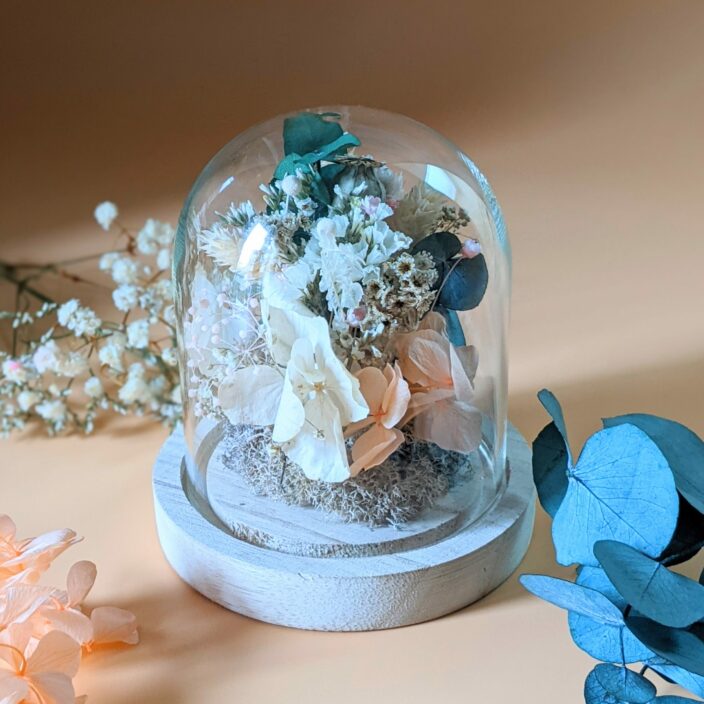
35 398 67 422
156 248 171 271
94 201 118 231
137 219 174 255
17 390 42 412
118 363 152 404
110 257 139 285
2 358 30 384
127 318 150 349
280 174 303 197
112 284 140 312
162 347 179 367
57 299 101 336
84 376 104 398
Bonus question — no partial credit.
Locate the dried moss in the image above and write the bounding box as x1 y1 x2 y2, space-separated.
221 424 472 526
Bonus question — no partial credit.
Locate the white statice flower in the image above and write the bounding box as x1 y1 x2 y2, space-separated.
137 219 175 255
362 219 412 267
98 332 127 372
2 358 30 384
84 376 104 398
35 398 67 423
17 390 42 412
307 216 365 326
126 318 150 349
112 284 141 312
57 299 101 336
118 363 153 405
32 341 61 374
388 183 446 240
99 251 121 272
110 257 139 285
94 201 118 231
359 195 394 222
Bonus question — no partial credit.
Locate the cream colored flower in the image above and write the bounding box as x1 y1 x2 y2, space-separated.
272 336 368 482
220 301 368 481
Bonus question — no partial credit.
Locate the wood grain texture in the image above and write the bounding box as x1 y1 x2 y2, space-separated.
153 424 535 631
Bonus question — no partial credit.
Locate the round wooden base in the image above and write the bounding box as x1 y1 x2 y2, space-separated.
152 424 535 631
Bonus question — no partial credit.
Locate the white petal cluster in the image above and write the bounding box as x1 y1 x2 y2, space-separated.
57 300 101 337
126 319 150 349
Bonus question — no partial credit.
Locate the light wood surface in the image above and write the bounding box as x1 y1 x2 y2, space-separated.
2 1 703 701
153 425 534 630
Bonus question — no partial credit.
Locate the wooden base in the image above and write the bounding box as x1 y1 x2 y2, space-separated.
153 424 535 631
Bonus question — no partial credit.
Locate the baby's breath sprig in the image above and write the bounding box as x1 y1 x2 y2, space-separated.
0 203 182 437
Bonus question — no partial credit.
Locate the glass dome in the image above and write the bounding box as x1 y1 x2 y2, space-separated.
173 106 511 547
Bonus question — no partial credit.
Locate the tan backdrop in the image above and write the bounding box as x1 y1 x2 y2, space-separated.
2 2 703 702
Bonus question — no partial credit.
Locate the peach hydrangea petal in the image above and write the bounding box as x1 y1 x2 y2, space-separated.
350 425 404 475
413 399 482 454
29 671 76 704
356 367 387 412
1 585 51 628
349 363 410 473
0 516 17 545
0 529 80 580
0 643 25 672
66 561 96 608
398 333 451 388
0 673 30 704
381 363 410 428
27 631 81 678
90 607 139 646
44 609 94 647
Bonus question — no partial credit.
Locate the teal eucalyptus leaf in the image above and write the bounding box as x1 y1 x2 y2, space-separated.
283 112 343 156
438 255 489 311
657 496 704 566
648 657 704 699
603 414 704 514
552 424 678 566
533 390 571 516
569 566 653 663
537 389 572 461
435 306 466 347
626 617 704 677
519 574 623 623
594 541 704 628
584 664 656 704
411 231 462 260
532 422 569 518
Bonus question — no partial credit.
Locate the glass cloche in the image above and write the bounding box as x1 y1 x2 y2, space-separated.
173 106 511 546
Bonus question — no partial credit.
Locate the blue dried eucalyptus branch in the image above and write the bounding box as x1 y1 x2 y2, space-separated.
521 390 704 703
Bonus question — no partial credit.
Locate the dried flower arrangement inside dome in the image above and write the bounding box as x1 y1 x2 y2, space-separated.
185 112 491 525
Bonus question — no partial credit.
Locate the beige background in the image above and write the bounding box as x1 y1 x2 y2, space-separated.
2 2 704 702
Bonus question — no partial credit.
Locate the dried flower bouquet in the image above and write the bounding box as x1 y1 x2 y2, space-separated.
187 112 490 519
